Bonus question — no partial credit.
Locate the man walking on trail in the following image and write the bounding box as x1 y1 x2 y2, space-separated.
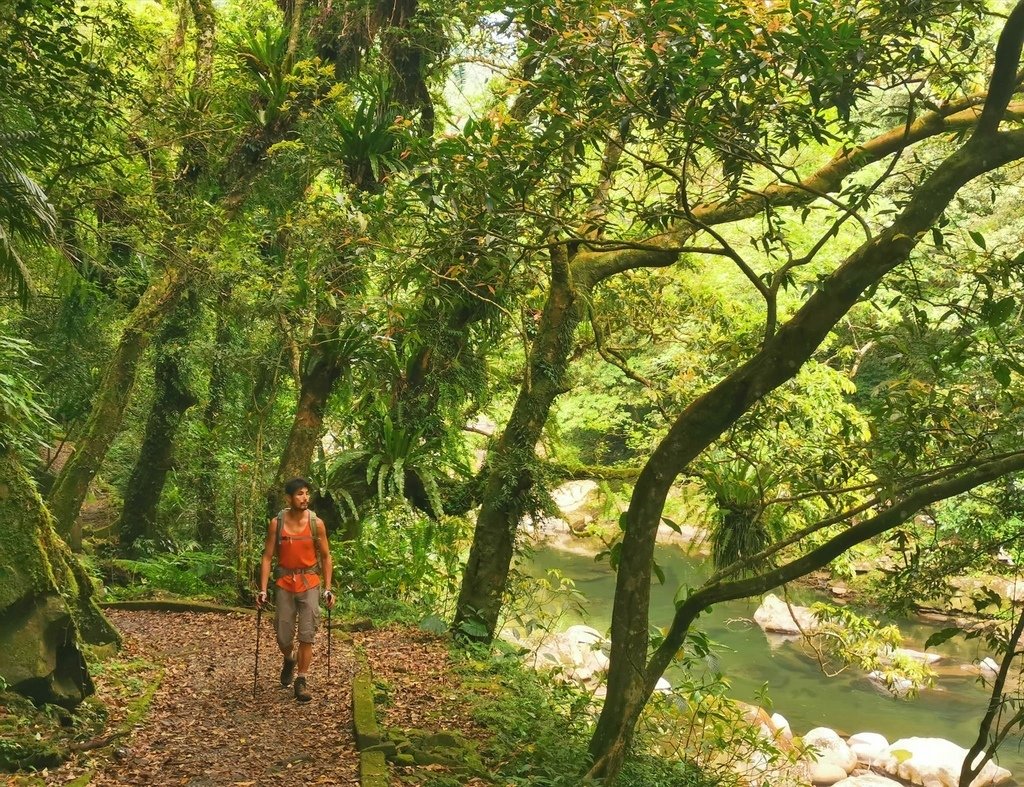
256 477 335 702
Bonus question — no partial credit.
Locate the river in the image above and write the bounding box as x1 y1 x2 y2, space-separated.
524 536 1024 778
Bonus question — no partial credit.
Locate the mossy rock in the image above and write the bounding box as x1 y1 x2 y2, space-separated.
0 593 93 707
352 671 382 748
0 452 116 709
382 727 485 774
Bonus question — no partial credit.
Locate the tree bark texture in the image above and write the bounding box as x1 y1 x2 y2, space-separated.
48 267 190 549
196 288 232 545
453 262 583 641
118 289 200 550
0 450 118 707
267 307 351 515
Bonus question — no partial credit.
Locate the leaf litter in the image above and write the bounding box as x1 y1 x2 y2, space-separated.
30 612 494 786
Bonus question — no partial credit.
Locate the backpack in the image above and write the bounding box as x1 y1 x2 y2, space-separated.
273 509 322 579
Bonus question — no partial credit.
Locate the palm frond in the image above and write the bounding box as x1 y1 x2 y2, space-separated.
0 153 54 305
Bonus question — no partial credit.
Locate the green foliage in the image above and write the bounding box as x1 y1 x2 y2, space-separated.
807 604 934 697
441 646 714 787
321 75 413 187
0 331 55 456
0 125 54 304
702 458 785 572
500 565 587 641
332 507 468 614
107 542 236 601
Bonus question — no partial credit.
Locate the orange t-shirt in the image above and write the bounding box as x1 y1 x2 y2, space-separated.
275 512 320 593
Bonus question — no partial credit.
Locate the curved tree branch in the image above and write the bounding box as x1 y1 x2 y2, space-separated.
974 1 1024 138
646 450 1024 696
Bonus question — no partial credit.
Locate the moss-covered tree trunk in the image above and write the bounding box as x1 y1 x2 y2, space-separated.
118 290 200 550
196 288 232 545
453 253 584 641
48 266 190 549
267 306 351 515
0 450 118 707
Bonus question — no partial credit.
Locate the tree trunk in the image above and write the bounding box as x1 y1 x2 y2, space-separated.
587 110 1024 785
48 267 189 549
196 288 232 545
267 316 349 515
453 261 583 641
118 290 200 550
0 450 118 708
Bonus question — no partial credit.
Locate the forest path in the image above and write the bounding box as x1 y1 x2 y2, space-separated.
90 609 360 786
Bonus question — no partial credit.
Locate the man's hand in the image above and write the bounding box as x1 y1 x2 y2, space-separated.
323 589 335 609
256 590 268 609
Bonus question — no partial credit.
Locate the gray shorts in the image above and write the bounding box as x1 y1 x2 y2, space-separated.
275 586 321 650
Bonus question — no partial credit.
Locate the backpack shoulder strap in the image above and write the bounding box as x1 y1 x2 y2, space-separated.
309 510 321 571
275 510 285 555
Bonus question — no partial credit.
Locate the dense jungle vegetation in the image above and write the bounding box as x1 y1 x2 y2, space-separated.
5 0 1024 782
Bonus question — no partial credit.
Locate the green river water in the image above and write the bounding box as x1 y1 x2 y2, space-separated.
525 538 1024 779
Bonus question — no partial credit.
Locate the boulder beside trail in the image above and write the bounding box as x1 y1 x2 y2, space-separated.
0 451 118 707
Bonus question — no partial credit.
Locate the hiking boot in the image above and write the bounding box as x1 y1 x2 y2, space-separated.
294 676 312 703
280 656 296 687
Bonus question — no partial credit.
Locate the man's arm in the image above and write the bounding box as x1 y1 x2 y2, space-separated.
258 518 277 601
317 524 334 607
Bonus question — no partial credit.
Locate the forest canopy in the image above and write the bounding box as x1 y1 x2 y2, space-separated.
3 0 1024 782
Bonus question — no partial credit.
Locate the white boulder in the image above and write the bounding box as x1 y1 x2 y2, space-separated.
803 727 857 774
879 737 1012 787
754 593 819 635
868 670 915 698
980 657 1000 677
879 647 943 666
563 624 602 646
831 776 904 786
522 514 571 536
525 626 610 686
810 761 849 785
551 480 598 514
847 732 889 767
771 712 793 740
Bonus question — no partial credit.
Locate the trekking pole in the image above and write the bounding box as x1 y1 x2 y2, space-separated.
327 602 332 681
253 603 262 699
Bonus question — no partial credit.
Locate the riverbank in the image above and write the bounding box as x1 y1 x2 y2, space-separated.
518 529 1024 785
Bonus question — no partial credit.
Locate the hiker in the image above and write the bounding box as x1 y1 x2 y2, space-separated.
256 477 335 702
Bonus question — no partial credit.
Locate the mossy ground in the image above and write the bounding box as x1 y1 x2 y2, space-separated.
0 644 161 780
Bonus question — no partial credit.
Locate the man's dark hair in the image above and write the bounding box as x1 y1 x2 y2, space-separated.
284 477 310 496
